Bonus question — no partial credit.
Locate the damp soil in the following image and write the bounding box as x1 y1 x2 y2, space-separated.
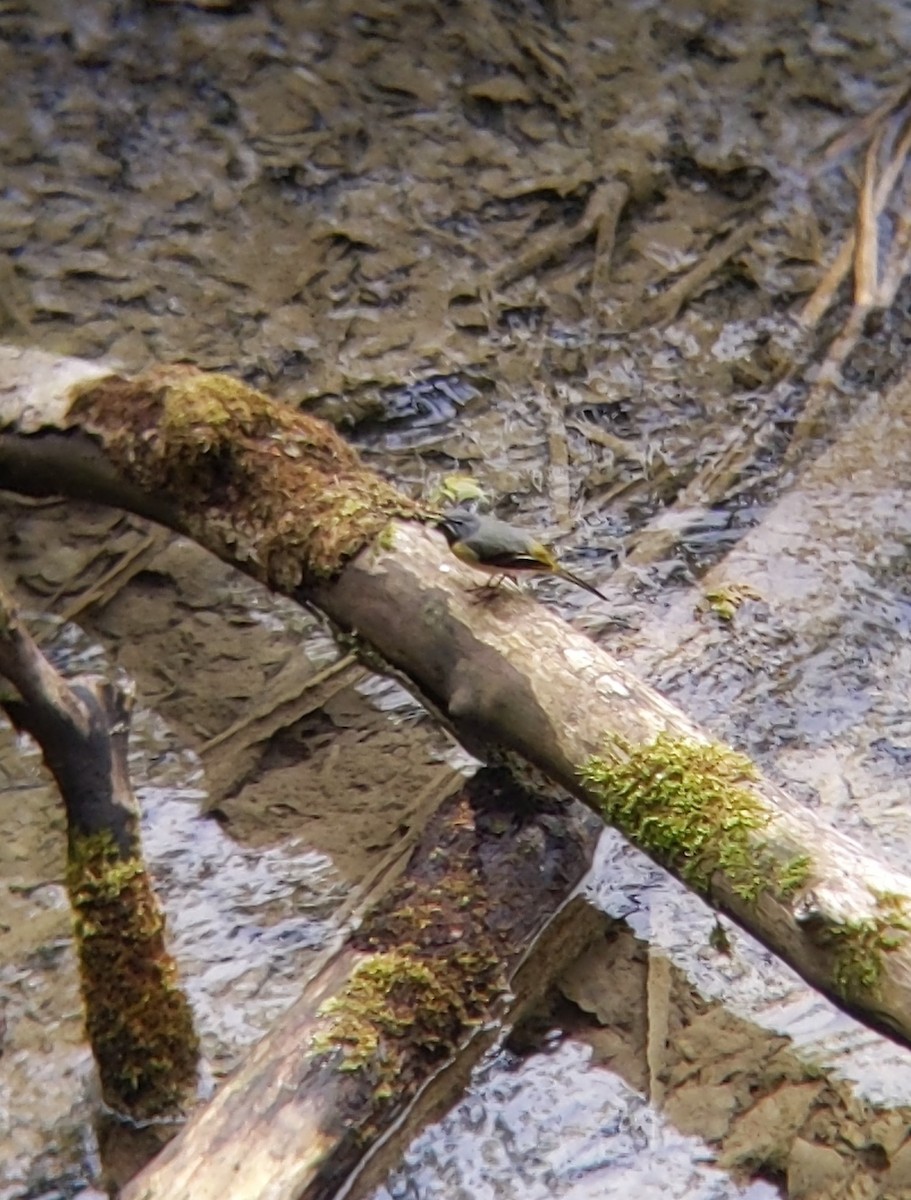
4 1 911 1197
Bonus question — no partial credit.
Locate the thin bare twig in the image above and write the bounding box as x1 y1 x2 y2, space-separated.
491 181 627 290
631 214 761 329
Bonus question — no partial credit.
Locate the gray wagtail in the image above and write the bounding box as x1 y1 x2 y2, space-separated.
436 509 608 601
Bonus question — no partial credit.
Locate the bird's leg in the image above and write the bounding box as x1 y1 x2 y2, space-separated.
468 577 503 603
467 573 504 591
467 574 523 603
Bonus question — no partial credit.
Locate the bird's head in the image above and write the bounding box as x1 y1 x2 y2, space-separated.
436 508 479 546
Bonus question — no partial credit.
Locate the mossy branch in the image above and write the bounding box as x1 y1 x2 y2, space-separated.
580 732 813 904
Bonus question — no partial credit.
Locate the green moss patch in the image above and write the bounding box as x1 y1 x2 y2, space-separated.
699 582 762 621
312 796 507 1102
71 367 425 588
579 732 812 904
313 943 500 1101
67 831 199 1118
813 893 911 1001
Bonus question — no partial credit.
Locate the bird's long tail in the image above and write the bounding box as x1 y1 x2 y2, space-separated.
555 566 608 602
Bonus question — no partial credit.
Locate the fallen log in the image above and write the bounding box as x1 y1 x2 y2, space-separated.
4 345 911 1186
124 770 600 1200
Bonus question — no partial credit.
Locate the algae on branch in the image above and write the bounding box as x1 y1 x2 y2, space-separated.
67 830 199 1117
71 368 427 588
812 892 911 1002
580 732 812 904
313 944 501 1100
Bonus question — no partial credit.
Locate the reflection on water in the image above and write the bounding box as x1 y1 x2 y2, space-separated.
124 688 351 1067
140 788 344 1068
374 1041 779 1200
588 830 911 1109
370 820 911 1200
353 375 484 453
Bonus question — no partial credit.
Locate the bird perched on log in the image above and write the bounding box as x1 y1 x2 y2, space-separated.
436 508 608 601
